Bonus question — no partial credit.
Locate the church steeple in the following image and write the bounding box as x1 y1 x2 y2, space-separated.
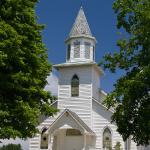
65 7 96 63
69 7 92 38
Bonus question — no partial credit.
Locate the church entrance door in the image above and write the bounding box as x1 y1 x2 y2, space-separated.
65 135 84 150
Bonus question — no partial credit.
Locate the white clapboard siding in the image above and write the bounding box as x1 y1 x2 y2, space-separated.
98 91 107 103
92 100 125 150
58 66 93 127
29 134 40 150
92 67 101 100
130 140 138 150
29 111 62 150
59 66 92 85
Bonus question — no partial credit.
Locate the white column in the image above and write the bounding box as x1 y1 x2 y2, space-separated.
70 43 74 62
80 40 84 59
48 135 52 150
83 134 87 150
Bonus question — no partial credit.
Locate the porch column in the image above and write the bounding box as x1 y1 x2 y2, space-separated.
83 134 87 150
48 134 53 150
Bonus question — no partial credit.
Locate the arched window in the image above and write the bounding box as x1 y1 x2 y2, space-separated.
71 75 79 97
40 128 48 149
103 128 112 150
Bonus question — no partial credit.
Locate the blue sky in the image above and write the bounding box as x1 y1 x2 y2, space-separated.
36 0 125 93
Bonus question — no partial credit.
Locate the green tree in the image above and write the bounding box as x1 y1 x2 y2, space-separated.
101 0 150 145
0 0 57 139
0 144 22 150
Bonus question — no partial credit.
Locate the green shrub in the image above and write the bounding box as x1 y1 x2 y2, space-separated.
0 144 22 150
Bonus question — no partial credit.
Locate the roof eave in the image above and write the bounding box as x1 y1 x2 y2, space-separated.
45 109 95 135
92 98 114 113
65 35 97 43
53 62 104 76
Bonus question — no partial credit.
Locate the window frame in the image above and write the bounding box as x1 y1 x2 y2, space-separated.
103 127 112 150
84 42 91 59
93 46 95 61
73 41 80 58
71 74 79 97
67 44 71 61
40 128 49 149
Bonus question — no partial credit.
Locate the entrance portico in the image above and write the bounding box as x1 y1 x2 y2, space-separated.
51 129 84 150
45 109 96 150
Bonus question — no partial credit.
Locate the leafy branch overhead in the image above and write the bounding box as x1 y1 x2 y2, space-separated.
101 0 150 145
0 0 57 139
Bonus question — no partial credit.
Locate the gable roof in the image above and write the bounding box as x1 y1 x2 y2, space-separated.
92 98 114 113
68 109 94 133
46 109 95 135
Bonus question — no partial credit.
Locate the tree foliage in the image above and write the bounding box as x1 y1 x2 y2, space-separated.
0 144 22 150
0 0 57 139
101 0 150 145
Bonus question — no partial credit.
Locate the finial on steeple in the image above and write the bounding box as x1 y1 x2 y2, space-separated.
80 0 83 8
69 7 92 38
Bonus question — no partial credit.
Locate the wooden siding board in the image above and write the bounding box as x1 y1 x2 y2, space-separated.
92 101 125 149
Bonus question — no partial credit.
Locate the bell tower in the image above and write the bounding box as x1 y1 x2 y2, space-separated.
54 7 103 128
65 7 96 63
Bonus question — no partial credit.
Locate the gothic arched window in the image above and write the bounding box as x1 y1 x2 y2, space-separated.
71 75 79 97
40 128 48 149
103 128 112 150
74 41 80 58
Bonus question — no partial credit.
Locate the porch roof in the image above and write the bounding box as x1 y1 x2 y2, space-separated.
46 109 95 135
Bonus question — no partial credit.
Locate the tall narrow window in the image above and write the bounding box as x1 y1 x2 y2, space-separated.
40 128 48 149
71 75 79 97
103 128 112 150
85 42 91 59
93 46 95 61
67 44 71 60
74 41 80 58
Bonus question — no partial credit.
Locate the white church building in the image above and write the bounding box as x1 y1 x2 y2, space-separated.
29 7 139 150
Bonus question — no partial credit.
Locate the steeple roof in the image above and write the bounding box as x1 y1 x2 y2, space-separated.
69 7 92 38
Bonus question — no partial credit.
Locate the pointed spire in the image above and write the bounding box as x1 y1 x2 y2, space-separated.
69 7 92 37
